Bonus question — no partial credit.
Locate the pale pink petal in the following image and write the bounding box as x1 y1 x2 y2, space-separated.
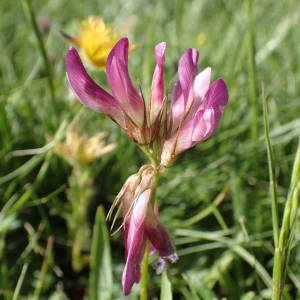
66 47 124 126
169 81 185 133
171 117 195 154
193 67 211 101
122 189 151 295
149 42 166 125
106 38 145 127
191 108 219 142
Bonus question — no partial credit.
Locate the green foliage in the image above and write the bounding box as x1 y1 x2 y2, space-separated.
0 0 299 299
88 206 113 300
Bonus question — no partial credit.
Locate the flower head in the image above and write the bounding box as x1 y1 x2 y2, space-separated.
66 37 228 164
54 128 116 166
66 38 167 145
160 48 228 166
65 37 228 296
62 16 121 68
111 165 177 295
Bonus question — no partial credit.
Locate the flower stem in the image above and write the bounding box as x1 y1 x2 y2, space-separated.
140 240 150 300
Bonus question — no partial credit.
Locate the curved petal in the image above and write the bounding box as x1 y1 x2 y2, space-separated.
122 223 146 295
193 67 211 102
145 213 177 259
169 81 184 134
122 189 151 295
106 38 145 127
191 108 220 143
205 78 228 108
66 47 124 126
172 117 195 154
169 48 200 133
149 42 166 125
178 48 199 98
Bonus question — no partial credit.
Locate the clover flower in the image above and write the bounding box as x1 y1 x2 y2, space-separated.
65 37 228 295
66 37 228 166
110 165 178 295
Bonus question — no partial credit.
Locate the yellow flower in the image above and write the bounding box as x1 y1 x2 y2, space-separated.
62 16 121 69
54 129 116 166
196 33 207 47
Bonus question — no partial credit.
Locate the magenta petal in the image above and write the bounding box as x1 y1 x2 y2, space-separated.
149 42 166 125
106 38 145 127
66 47 124 126
178 48 199 97
145 215 176 259
122 228 146 295
169 48 200 133
205 78 229 107
191 79 228 142
122 189 151 295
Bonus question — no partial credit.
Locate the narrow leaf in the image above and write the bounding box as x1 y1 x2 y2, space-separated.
89 206 113 300
160 270 172 300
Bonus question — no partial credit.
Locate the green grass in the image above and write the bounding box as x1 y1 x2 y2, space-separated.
1 0 300 299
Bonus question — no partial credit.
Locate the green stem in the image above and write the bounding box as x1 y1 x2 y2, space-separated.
139 145 161 299
247 0 258 142
140 240 150 300
263 92 279 247
21 0 57 121
272 140 300 300
139 145 159 168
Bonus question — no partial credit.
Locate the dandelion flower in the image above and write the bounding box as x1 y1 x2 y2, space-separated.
62 16 121 68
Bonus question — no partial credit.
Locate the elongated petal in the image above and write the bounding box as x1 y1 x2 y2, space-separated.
193 67 211 101
168 81 184 134
106 38 145 127
179 68 212 135
149 42 166 125
122 189 151 295
122 223 146 295
169 48 199 133
66 47 124 126
178 48 199 98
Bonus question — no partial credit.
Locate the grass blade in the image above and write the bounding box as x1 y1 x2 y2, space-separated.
88 206 113 300
160 270 172 300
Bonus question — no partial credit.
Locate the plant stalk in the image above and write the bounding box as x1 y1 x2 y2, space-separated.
140 240 150 300
272 140 300 300
247 0 258 142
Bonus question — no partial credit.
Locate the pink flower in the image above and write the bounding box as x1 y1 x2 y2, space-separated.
66 38 228 166
66 38 166 145
160 49 228 166
66 37 228 295
114 166 178 295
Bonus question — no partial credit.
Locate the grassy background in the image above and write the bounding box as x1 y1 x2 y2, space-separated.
1 0 300 299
